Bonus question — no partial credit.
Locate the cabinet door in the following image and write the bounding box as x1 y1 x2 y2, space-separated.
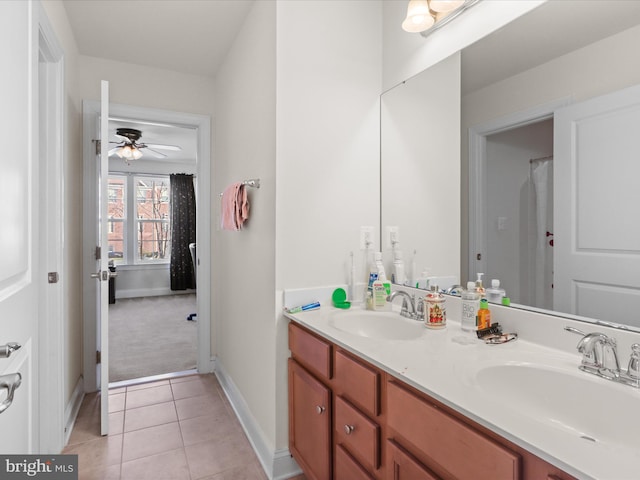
336 444 375 480
387 440 440 480
289 359 332 480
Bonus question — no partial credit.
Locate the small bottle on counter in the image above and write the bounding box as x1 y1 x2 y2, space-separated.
424 285 446 329
485 279 506 304
461 281 480 332
477 298 491 330
475 273 486 298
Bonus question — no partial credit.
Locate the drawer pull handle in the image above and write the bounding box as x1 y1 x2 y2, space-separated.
316 405 325 415
344 424 355 435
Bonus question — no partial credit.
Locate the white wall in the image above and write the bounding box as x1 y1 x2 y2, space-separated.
214 0 382 472
275 0 382 452
213 0 278 461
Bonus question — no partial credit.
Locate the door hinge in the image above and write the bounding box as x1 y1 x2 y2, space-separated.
477 253 482 261
47 272 59 284
94 139 101 156
95 246 101 260
96 351 101 364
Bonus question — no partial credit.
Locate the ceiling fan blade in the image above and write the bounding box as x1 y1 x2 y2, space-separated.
144 143 182 151
144 147 168 159
108 147 120 157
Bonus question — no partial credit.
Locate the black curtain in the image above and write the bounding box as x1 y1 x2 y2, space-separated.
170 174 196 290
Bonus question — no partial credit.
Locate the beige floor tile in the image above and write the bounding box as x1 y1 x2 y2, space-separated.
121 422 183 462
126 379 170 392
199 461 268 480
179 412 239 447
125 384 173 409
171 377 217 400
63 434 123 469
78 463 121 480
110 410 125 435
175 393 228 421
109 393 126 413
170 374 201 384
121 448 190 480
124 401 177 432
67 412 101 446
184 430 255 479
77 393 101 420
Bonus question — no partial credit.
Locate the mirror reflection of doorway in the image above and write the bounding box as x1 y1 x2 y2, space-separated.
483 118 553 309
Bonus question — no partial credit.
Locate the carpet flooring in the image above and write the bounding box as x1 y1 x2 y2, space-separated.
108 294 198 382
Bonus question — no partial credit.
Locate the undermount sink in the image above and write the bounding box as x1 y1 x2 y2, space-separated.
328 310 424 340
475 364 640 448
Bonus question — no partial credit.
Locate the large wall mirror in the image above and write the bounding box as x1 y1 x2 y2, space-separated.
381 1 640 331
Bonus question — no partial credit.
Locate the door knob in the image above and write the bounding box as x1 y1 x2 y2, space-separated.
0 343 21 359
90 270 108 281
0 373 21 414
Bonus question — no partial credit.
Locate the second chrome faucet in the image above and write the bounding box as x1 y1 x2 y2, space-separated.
565 326 640 387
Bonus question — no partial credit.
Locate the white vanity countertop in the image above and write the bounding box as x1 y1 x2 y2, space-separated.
285 303 640 480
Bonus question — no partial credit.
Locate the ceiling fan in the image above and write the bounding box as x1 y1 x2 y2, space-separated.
108 127 181 162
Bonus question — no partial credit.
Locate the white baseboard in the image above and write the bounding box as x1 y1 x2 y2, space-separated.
214 361 302 480
63 376 85 446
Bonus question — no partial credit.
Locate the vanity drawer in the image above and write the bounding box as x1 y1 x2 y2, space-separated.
386 439 440 480
335 444 375 480
288 323 332 381
335 395 380 473
387 380 521 480
334 348 380 417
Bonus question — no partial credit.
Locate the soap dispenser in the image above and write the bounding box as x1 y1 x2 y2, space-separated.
425 285 446 329
475 273 486 298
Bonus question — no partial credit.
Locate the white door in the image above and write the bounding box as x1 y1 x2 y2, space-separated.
554 83 640 328
96 81 111 435
0 1 39 453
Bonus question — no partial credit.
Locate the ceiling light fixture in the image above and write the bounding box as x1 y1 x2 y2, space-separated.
115 144 143 161
402 0 479 37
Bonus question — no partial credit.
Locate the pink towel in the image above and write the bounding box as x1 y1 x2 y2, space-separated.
236 185 250 229
221 182 241 231
221 183 251 231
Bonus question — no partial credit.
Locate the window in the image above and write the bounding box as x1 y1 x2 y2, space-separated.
108 174 172 265
135 176 171 262
107 176 126 263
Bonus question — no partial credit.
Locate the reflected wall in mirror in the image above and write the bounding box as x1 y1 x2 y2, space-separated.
381 52 460 290
381 1 640 330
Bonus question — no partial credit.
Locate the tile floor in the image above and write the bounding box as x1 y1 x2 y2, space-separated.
63 374 306 480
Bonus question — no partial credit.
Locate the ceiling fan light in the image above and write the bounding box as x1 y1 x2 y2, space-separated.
428 0 464 13
402 0 435 33
131 147 143 160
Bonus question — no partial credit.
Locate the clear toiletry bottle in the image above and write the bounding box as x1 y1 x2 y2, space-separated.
461 281 480 331
475 272 486 298
365 249 378 309
392 248 407 285
425 285 446 329
486 279 506 304
477 298 491 330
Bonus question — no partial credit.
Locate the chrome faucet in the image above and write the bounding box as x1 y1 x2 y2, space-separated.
565 326 639 388
387 291 419 320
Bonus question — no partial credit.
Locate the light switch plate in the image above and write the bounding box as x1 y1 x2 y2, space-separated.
359 226 374 250
385 226 399 249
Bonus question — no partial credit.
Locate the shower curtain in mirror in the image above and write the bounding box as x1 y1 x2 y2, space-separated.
530 159 553 309
170 174 196 290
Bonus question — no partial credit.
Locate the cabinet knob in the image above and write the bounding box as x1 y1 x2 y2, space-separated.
316 405 325 415
344 424 355 435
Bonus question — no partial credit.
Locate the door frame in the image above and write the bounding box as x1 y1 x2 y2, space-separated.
35 1 66 454
82 103 211 391
467 97 570 283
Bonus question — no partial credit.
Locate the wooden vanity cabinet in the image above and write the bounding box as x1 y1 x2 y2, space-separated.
288 321 577 480
288 324 333 480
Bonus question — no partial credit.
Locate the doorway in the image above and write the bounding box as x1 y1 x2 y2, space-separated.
82 103 211 392
468 98 569 309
